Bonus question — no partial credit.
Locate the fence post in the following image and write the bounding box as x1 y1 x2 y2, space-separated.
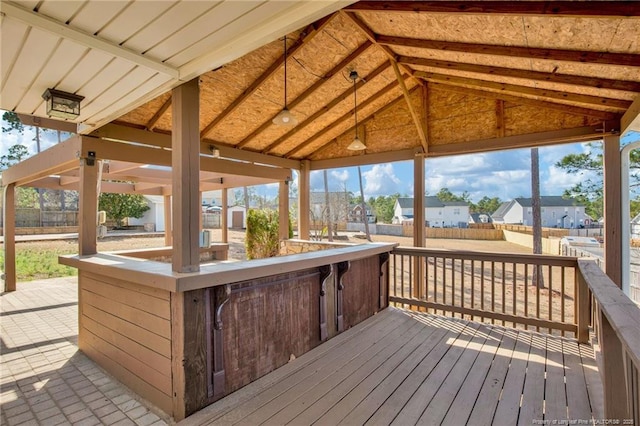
576 271 589 343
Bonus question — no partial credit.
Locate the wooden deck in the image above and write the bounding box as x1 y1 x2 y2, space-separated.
181 308 603 426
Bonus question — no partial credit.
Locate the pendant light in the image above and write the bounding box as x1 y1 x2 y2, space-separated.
273 36 298 126
347 70 366 151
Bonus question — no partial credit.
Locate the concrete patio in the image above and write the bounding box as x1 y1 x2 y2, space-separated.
0 277 170 425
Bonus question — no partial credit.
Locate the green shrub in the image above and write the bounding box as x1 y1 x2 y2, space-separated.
246 209 279 259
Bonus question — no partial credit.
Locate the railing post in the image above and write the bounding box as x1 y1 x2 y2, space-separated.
577 271 590 344
599 310 630 420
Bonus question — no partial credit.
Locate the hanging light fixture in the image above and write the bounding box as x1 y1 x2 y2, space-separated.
347 70 366 151
272 36 298 126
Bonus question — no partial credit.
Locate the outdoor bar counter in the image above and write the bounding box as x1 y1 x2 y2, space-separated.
60 242 396 420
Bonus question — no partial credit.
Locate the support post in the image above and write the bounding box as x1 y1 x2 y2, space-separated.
279 179 289 242
603 134 622 286
3 184 16 292
78 152 98 256
576 272 589 344
599 311 630 420
413 154 425 299
298 160 310 240
172 78 200 273
164 194 172 247
221 188 228 243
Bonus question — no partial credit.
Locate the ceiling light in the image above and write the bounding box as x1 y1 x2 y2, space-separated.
347 70 366 151
209 145 220 158
42 88 84 120
273 36 298 126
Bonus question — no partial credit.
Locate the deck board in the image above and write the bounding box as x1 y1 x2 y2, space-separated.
181 308 602 426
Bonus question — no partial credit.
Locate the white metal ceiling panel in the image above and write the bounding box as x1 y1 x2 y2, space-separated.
145 0 259 64
16 38 88 114
68 1 130 36
36 1 84 24
1 26 60 111
98 1 176 45
122 1 217 59
0 17 29 90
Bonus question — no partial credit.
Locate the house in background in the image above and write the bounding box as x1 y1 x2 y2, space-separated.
349 204 376 223
309 191 351 224
631 213 640 239
491 196 586 228
393 197 470 228
127 195 165 232
469 213 493 225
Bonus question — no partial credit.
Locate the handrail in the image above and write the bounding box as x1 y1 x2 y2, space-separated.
389 247 579 336
577 259 640 423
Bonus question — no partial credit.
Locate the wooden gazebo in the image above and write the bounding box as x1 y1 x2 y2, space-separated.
2 1 639 422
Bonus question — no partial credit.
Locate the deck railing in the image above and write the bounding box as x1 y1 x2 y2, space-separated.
389 247 581 337
578 259 640 424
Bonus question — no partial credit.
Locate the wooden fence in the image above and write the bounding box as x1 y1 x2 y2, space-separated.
401 225 504 240
493 223 570 238
2 209 79 227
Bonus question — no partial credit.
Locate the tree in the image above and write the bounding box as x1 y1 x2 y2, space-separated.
369 193 402 223
531 148 544 287
357 166 371 241
0 144 29 170
98 193 150 228
473 196 502 215
436 188 471 203
245 209 279 259
556 142 640 219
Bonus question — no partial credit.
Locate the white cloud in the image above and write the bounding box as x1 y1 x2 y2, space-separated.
331 170 349 182
362 163 402 197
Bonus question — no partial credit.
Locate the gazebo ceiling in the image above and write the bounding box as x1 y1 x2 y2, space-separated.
2 1 640 170
111 1 640 164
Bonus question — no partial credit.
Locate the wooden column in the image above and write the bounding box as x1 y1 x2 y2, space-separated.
413 154 425 300
603 134 622 287
199 191 203 231
164 194 172 247
279 180 289 241
221 188 228 243
78 153 98 256
3 184 16 292
298 161 310 240
172 78 200 273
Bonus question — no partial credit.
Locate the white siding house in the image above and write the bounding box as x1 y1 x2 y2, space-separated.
491 196 586 228
128 195 165 232
393 197 470 227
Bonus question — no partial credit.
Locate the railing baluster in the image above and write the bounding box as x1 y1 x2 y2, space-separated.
481 260 485 323
461 259 465 317
425 254 430 313
536 262 540 332
502 262 506 326
491 261 495 325
452 258 456 318
471 260 475 322
442 257 447 315
561 266 566 337
512 262 517 328
524 263 529 330
548 265 553 334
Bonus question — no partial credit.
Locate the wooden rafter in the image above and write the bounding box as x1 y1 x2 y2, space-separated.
286 78 403 158
261 62 391 154
428 82 620 121
413 71 631 112
199 14 336 140
146 97 171 131
398 56 640 93
344 2 640 17
378 35 640 67
236 40 373 148
311 91 409 159
391 60 428 152
341 11 422 87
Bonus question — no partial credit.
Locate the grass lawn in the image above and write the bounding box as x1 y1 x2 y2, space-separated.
1 243 78 281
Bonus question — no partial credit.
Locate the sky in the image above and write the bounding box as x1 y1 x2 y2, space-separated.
1 118 638 204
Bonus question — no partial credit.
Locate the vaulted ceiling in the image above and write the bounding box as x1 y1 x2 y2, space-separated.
2 1 640 185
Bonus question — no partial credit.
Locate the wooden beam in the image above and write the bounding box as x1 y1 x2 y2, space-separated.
164 195 172 247
1 136 81 186
17 113 78 133
3 184 16 292
427 126 613 157
279 181 289 242
391 60 428 152
341 11 422 87
310 148 420 170
298 160 311 240
236 41 373 148
200 16 335 139
91 123 300 169
262 62 391 154
345 2 640 17
172 78 200 273
428 82 620 120
603 134 622 287
285 76 401 158
413 71 631 112
146 97 171 131
422 83 430 148
398 56 640 93
379 35 640 67
621 95 640 135
78 160 98 256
